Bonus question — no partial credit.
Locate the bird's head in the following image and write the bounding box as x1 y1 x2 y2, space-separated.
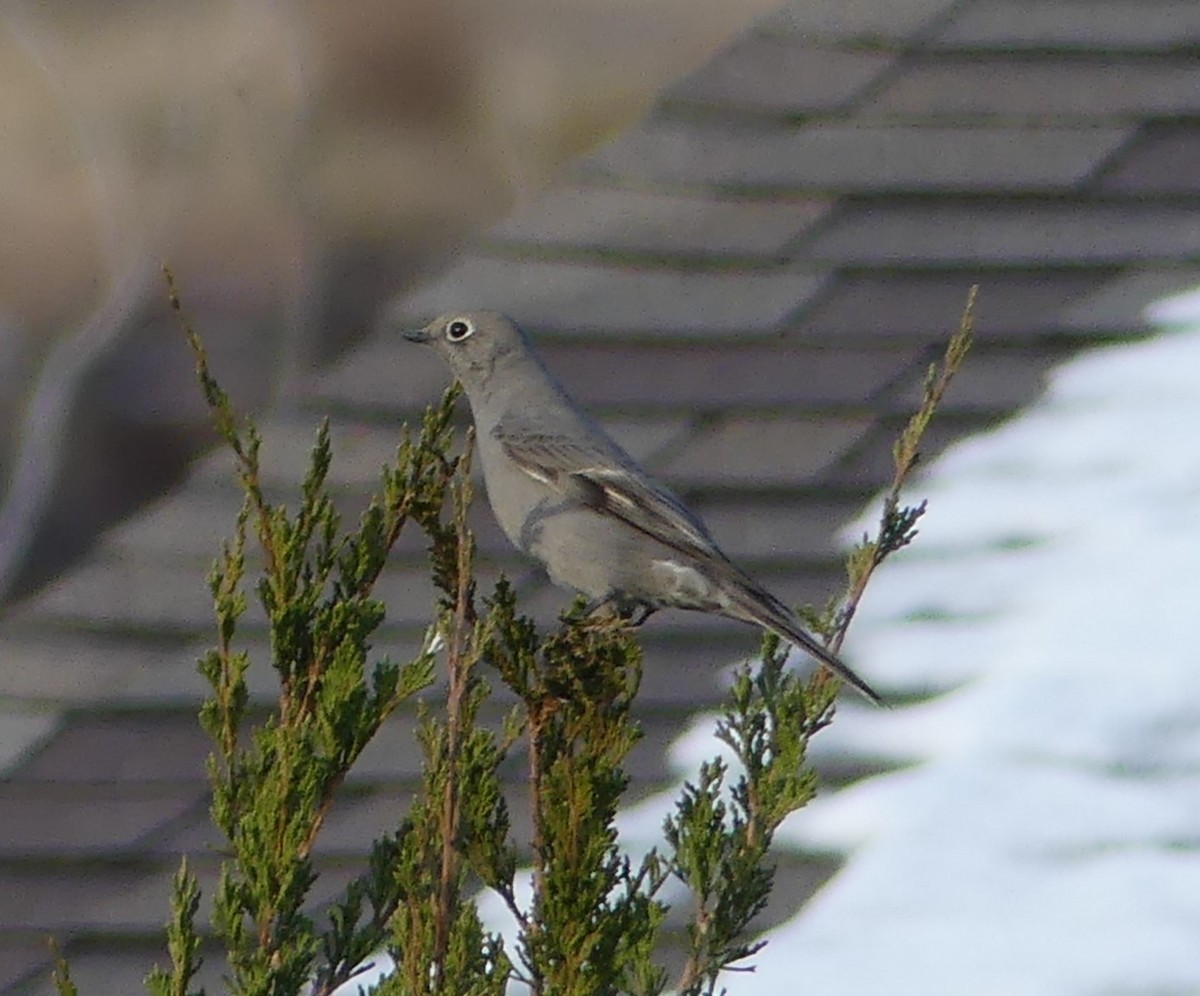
403 310 531 393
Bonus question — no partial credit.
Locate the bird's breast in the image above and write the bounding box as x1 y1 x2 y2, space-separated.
476 440 551 553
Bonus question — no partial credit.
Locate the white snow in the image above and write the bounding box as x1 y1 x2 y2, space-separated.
748 298 1200 995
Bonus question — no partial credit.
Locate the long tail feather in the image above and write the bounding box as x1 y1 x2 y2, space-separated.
725 584 883 707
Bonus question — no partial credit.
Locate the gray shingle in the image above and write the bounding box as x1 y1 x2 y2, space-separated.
0 863 191 933
393 256 826 336
806 201 1200 266
691 494 868 561
490 184 832 257
1057 267 1200 332
537 341 916 412
346 707 448 784
11 713 211 784
99 483 482 563
312 788 418 856
320 337 916 415
934 0 1200 50
869 56 1200 118
879 348 1060 417
0 941 55 993
0 632 201 705
582 119 1133 192
0 785 203 856
81 861 221 933
0 708 59 774
661 414 875 486
825 415 988 490
668 36 893 113
797 269 1122 343
13 559 217 633
758 0 959 40
1097 125 1200 194
16 942 223 996
189 418 412 490
602 417 695 463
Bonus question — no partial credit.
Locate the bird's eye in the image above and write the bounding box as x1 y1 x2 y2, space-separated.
446 318 474 342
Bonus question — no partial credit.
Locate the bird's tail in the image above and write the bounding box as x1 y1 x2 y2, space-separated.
723 580 883 707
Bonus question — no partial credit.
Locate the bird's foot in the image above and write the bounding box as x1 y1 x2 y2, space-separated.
581 596 657 629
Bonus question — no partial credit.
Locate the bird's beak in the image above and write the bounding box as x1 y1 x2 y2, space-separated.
403 326 432 344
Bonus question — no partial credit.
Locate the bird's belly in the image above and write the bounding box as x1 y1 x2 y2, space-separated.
527 504 652 600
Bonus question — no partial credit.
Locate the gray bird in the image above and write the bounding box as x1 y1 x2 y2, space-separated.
404 310 881 705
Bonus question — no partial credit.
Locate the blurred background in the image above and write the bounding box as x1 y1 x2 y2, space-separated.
0 0 782 598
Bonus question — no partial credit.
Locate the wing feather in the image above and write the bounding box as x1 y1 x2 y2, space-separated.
494 426 720 561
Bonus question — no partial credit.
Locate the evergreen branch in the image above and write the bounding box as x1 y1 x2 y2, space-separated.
145 860 206 996
162 275 462 995
490 601 665 996
434 435 477 986
831 286 975 653
669 290 976 992
49 939 78 996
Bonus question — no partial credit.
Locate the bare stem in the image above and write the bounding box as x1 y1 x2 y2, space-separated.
525 702 548 996
832 286 976 652
433 442 477 985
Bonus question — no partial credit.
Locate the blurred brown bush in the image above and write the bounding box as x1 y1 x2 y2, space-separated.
0 0 779 596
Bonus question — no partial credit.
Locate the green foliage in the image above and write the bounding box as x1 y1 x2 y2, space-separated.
154 271 490 995
49 939 78 996
666 636 835 995
189 391 457 994
486 589 669 995
146 861 205 996
48 275 972 995
370 455 514 996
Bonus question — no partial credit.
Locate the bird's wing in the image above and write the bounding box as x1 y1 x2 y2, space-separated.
495 427 881 703
493 426 721 561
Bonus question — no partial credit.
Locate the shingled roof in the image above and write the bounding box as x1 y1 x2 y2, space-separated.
5 0 1200 990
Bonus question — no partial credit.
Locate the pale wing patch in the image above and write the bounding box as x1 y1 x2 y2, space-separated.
590 468 712 549
512 460 555 487
650 558 712 605
597 480 638 510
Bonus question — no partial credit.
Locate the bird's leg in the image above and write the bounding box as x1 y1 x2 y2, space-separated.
624 603 657 628
582 595 656 628
581 595 614 617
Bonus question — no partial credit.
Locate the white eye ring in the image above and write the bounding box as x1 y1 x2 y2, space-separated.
446 318 474 342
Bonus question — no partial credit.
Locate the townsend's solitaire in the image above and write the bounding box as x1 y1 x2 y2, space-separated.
404 310 880 704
